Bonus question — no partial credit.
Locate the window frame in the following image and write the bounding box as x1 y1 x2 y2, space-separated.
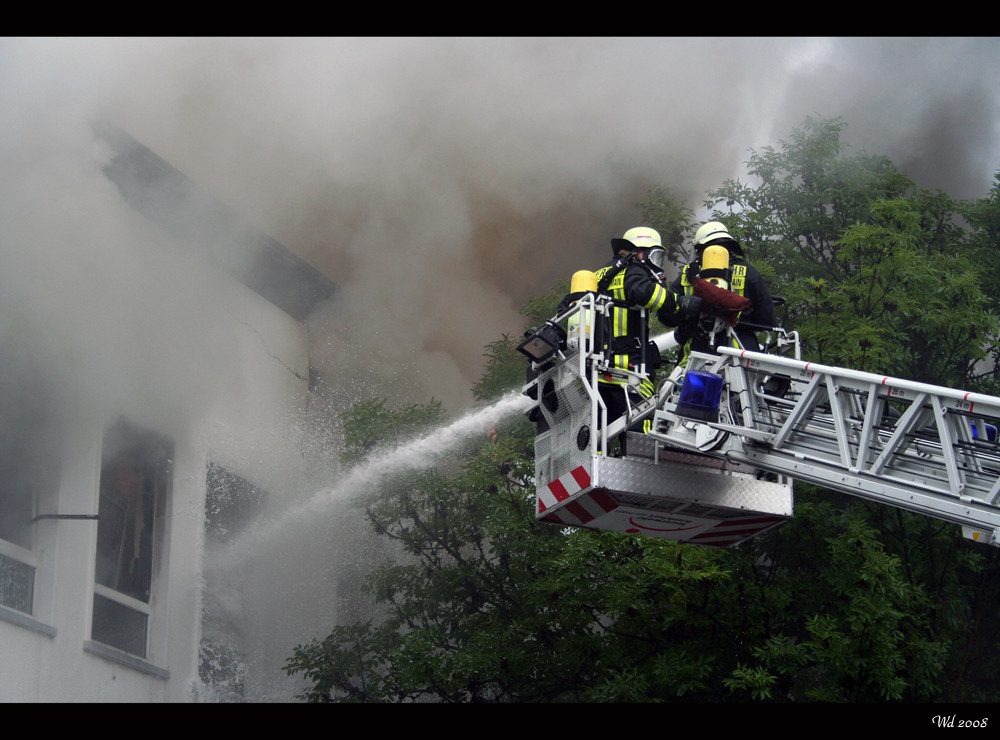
90 418 172 660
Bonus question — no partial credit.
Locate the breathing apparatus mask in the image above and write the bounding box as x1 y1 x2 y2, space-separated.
632 245 666 280
644 246 666 272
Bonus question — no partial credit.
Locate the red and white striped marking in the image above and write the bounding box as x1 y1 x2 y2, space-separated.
542 499 787 548
687 516 786 547
538 465 592 513
540 488 619 526
537 466 789 547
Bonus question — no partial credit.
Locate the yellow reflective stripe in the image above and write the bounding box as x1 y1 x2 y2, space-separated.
615 304 629 340
646 283 668 312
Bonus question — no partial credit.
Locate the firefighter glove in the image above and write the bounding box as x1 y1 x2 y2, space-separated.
677 294 703 317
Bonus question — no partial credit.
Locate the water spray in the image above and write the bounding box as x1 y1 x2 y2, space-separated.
216 389 532 566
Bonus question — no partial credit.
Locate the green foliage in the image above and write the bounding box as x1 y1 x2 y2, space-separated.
718 499 957 702
470 333 525 404
704 116 913 285
706 116 998 388
286 116 1000 704
521 279 570 328
471 279 569 405
287 432 613 702
635 185 695 269
337 397 446 467
789 197 997 384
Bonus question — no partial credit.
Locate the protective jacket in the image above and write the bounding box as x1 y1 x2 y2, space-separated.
594 257 675 393
666 249 776 357
556 255 674 380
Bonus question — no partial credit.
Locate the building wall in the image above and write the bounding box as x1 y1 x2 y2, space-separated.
0 258 312 702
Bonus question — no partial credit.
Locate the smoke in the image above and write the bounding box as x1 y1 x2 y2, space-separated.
2 35 999 703
2 37 999 415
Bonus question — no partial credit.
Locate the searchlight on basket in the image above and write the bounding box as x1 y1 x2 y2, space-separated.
516 321 566 364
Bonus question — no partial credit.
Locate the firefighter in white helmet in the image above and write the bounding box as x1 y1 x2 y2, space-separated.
664 220 777 360
557 226 701 454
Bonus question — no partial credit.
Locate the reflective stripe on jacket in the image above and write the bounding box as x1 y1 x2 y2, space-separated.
595 261 669 390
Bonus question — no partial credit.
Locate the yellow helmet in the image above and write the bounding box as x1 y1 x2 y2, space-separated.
611 226 661 256
570 270 598 295
622 226 661 249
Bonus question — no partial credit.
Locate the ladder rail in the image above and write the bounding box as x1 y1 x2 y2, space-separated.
648 346 1000 542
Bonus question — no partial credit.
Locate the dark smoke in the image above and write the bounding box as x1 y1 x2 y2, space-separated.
2 37 998 413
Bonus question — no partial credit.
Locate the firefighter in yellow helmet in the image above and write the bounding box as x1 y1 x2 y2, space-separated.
558 226 701 454
664 221 777 362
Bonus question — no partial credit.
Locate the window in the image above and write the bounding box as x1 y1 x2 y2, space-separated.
0 470 36 613
92 418 172 658
203 463 266 547
199 463 266 699
0 351 57 616
0 551 34 614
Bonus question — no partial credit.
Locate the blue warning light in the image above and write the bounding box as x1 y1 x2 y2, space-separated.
971 420 998 443
676 370 724 422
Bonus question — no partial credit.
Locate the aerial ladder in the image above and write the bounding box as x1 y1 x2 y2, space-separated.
519 291 1000 548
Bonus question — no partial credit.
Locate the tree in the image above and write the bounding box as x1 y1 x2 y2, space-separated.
703 116 997 387
470 279 568 405
703 116 912 287
285 118 1000 703
698 117 1000 700
635 184 695 270
787 196 997 384
961 171 1000 393
722 496 952 701
337 397 446 467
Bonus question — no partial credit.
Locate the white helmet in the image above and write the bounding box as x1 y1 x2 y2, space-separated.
611 226 665 269
693 221 744 257
694 221 735 247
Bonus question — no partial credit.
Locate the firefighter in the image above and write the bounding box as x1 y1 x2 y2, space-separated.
559 226 700 454
665 221 776 362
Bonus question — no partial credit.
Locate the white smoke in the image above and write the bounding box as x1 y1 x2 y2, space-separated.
2 37 999 414
3 34 1000 704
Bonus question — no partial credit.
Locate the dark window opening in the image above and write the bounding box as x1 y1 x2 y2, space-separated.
92 592 148 657
0 554 34 614
92 418 172 657
204 463 266 547
200 463 267 699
